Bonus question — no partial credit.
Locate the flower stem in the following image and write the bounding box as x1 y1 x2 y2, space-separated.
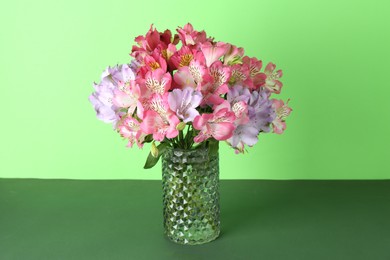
179 130 185 148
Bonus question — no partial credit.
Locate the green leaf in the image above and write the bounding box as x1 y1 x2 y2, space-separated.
143 135 154 144
208 139 219 157
143 142 171 169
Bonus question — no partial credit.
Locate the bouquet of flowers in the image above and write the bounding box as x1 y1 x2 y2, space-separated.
89 23 292 168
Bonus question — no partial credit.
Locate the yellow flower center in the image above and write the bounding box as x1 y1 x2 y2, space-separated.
179 54 193 67
149 62 160 71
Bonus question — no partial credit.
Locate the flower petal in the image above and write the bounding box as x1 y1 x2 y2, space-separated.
211 122 235 141
168 89 183 112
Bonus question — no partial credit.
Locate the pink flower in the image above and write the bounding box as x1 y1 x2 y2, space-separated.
216 98 249 126
173 52 209 90
117 116 146 148
159 29 175 46
139 53 168 76
109 64 139 115
231 100 249 125
193 101 236 142
228 57 267 89
188 52 208 86
264 62 283 94
131 25 162 60
144 93 172 121
176 23 207 46
113 80 143 119
163 43 177 71
131 25 175 62
271 99 292 134
242 56 267 89
170 46 194 69
139 68 172 96
173 66 197 89
228 64 250 87
200 61 231 106
223 44 244 65
140 110 179 141
243 56 262 77
200 42 230 67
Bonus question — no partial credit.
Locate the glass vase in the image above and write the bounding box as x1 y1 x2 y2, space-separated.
161 147 220 245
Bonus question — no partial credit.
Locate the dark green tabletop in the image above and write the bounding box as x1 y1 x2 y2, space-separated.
1 179 389 260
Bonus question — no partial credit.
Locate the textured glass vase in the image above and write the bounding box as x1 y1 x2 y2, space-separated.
161 147 220 245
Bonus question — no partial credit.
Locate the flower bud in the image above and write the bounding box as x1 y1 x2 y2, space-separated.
151 142 159 158
176 122 186 131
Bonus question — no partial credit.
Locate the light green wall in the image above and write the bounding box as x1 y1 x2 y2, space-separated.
1 0 389 179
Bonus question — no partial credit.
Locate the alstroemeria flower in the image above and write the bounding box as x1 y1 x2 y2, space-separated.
243 56 262 77
200 42 230 67
227 84 251 103
117 116 146 148
162 43 177 70
139 53 168 76
113 80 143 119
176 23 207 46
223 44 244 65
227 85 251 125
106 64 133 83
131 25 170 61
201 61 231 105
173 52 209 90
140 110 179 141
271 99 292 134
242 56 267 89
89 81 119 125
144 93 173 121
173 66 197 89
129 59 141 72
159 28 175 46
170 46 194 69
168 87 202 123
263 62 283 94
248 90 275 133
96 64 142 119
193 101 236 142
228 63 250 87
89 65 135 126
139 68 172 96
188 52 209 86
226 88 274 153
228 123 260 153
228 57 266 89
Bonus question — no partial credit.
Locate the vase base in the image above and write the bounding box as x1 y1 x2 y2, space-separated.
165 229 220 245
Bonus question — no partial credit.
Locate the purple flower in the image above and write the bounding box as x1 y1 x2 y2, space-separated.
227 84 251 105
248 90 275 133
168 87 202 123
108 64 135 84
228 123 259 152
89 64 135 127
129 59 141 72
226 85 274 153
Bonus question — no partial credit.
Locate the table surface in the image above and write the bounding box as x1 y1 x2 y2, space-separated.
1 179 389 260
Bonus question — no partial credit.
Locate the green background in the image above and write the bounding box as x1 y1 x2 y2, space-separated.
1 0 389 180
